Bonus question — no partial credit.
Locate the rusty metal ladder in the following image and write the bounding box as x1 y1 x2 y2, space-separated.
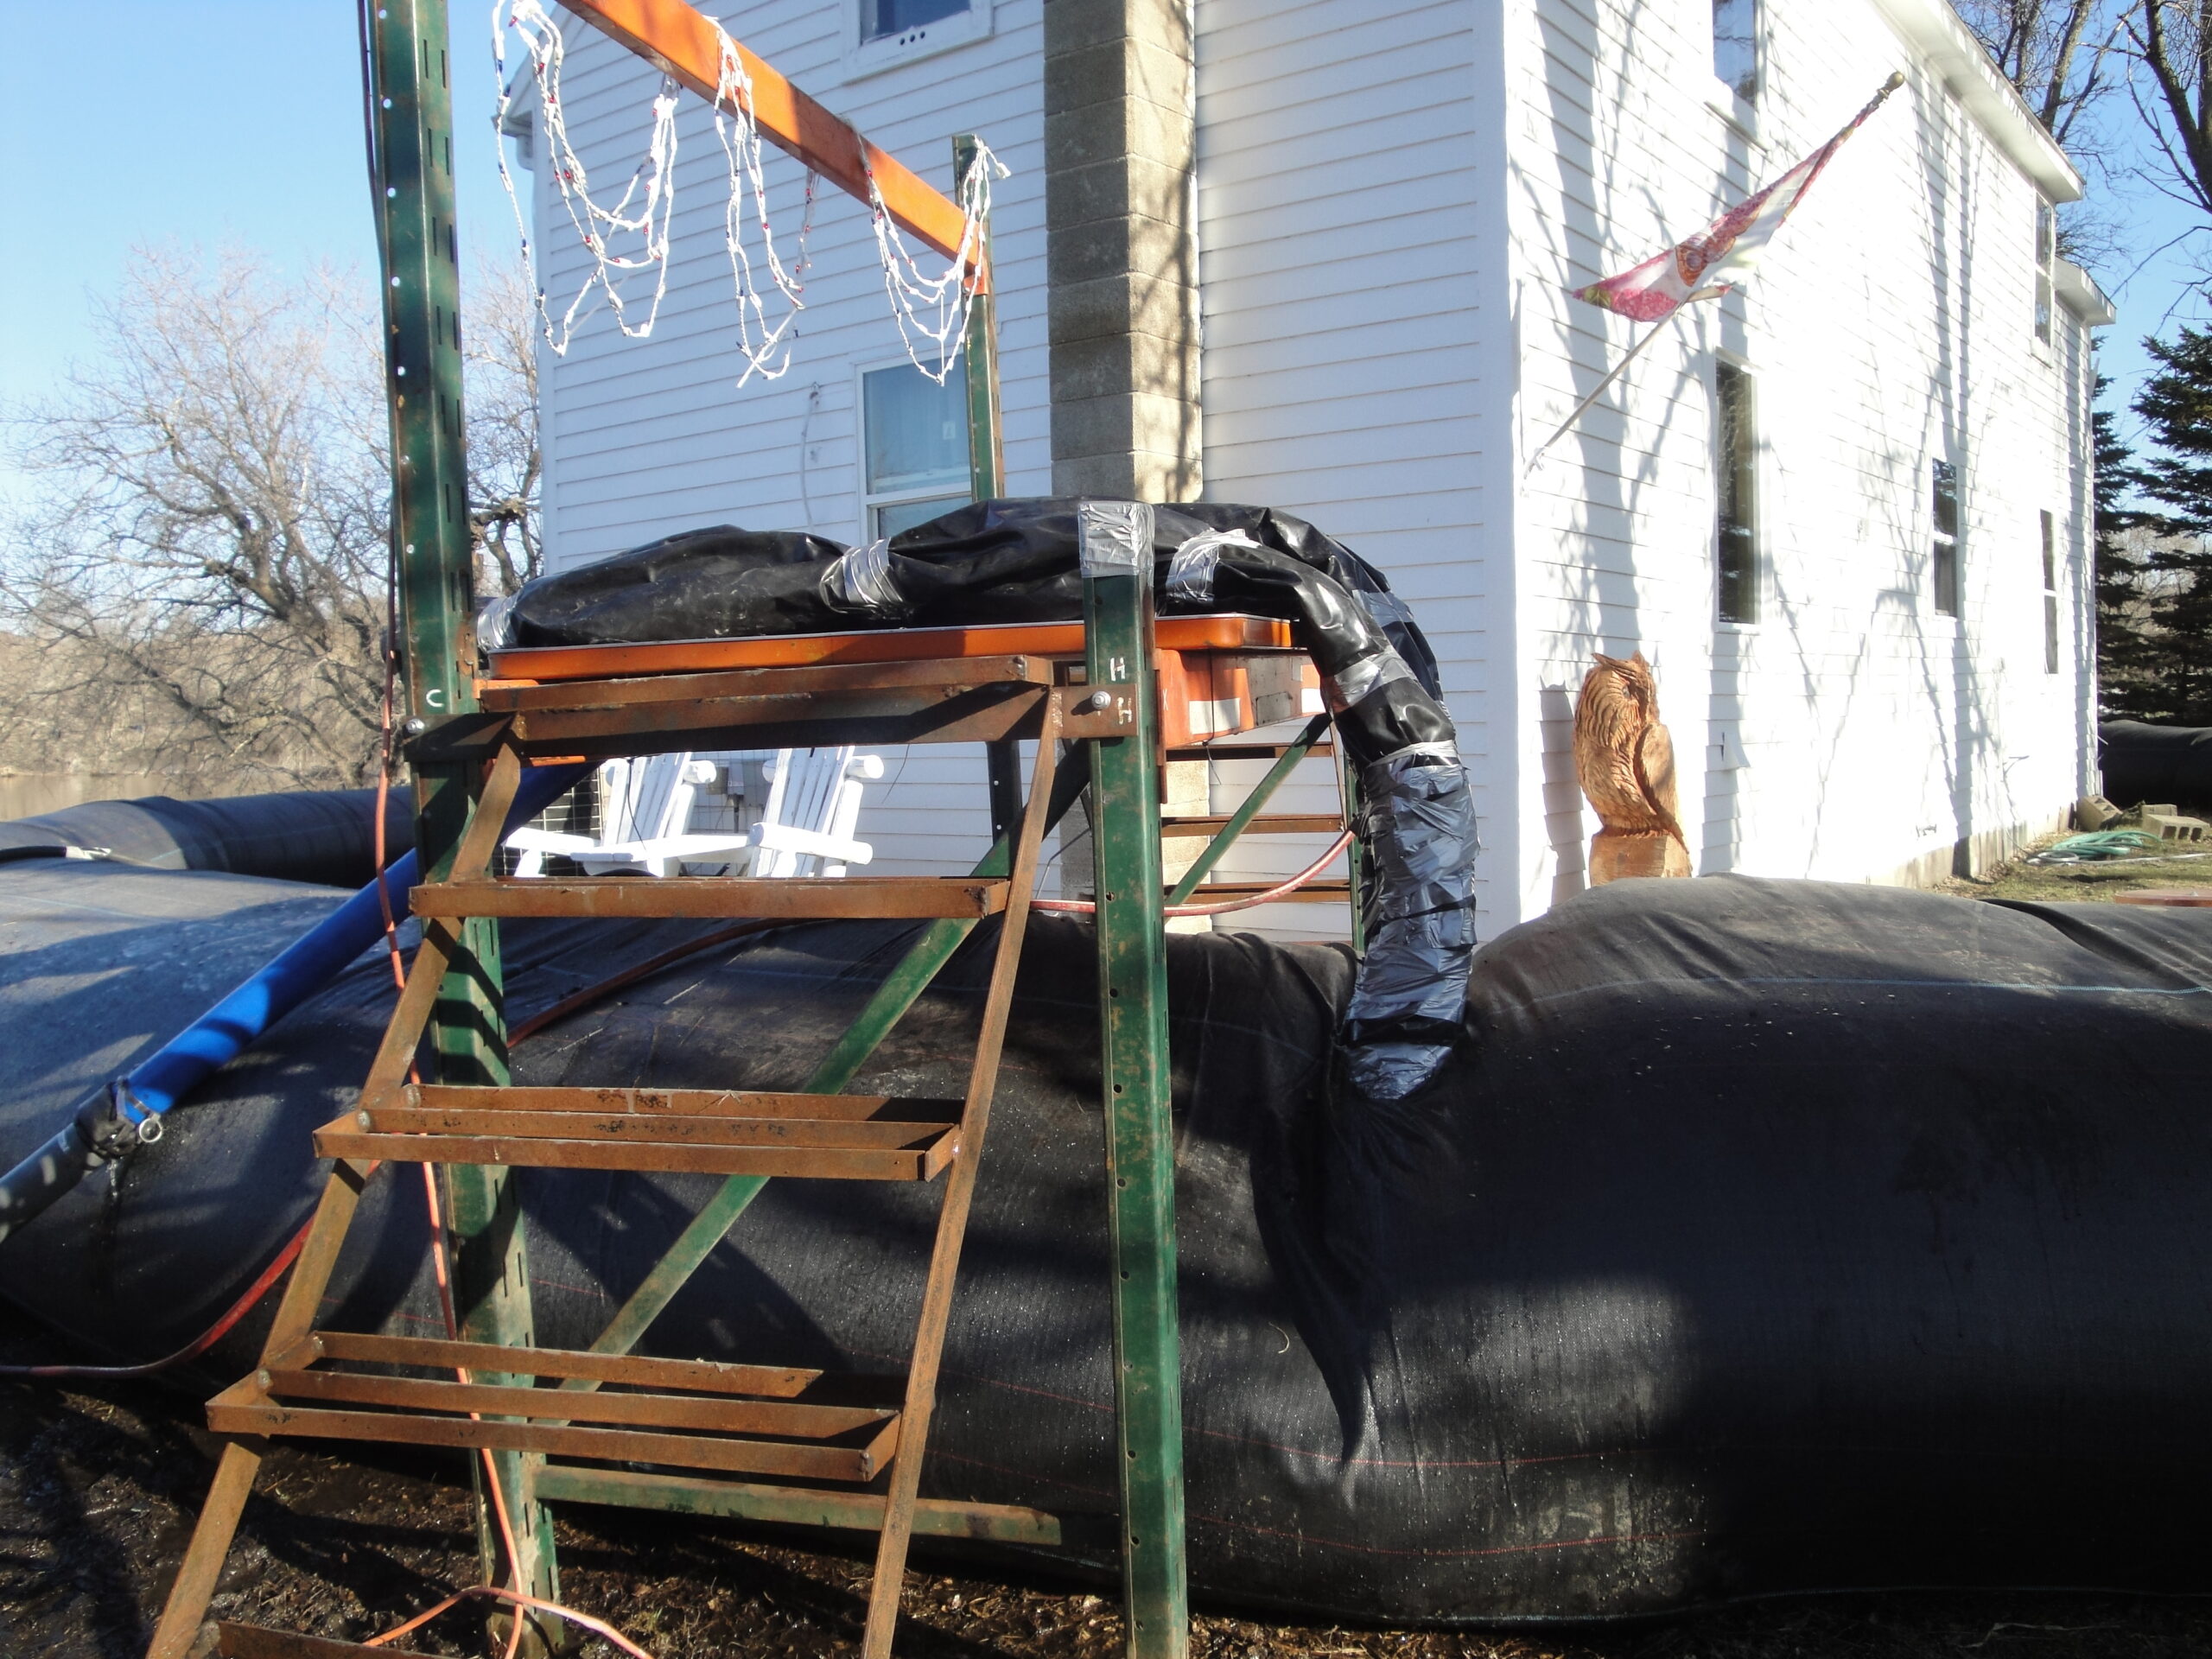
148 664 1079 1659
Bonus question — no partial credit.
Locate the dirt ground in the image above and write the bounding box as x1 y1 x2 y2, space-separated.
9 1357 2212 1657
10 855 2212 1657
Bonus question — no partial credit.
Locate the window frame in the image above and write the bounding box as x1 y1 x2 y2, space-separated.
840 0 992 82
1931 457 1961 620
855 355 973 542
2040 508 2060 674
2033 199 2056 347
1713 357 1761 627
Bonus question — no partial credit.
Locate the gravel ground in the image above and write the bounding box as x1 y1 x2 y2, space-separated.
3 1376 2211 1659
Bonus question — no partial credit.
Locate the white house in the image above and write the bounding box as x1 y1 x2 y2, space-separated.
504 0 2112 938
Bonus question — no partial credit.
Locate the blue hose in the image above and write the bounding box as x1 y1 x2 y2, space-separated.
0 762 586 1244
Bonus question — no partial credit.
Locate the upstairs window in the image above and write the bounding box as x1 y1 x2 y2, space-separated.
2034 200 2056 345
1715 362 1759 624
863 0 969 43
861 360 970 538
1713 0 1759 104
1932 459 1961 618
2041 509 2060 673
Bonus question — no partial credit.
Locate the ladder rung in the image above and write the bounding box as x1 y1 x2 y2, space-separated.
408 1084 943 1122
1179 878 1353 903
413 875 1008 920
282 1331 819 1397
533 1464 1064 1545
215 1624 438 1659
313 1109 961 1180
259 1368 893 1440
360 1105 956 1152
209 1375 900 1484
1159 813 1344 837
1166 741 1335 763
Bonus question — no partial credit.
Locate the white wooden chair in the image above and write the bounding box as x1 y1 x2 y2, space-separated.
506 752 752 878
741 747 883 877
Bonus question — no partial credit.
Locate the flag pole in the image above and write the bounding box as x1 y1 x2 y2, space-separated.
1524 304 1693 475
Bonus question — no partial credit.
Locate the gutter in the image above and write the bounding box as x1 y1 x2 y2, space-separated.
1868 0 2085 203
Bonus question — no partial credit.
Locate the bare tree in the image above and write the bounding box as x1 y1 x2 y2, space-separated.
1955 0 2124 142
2127 1 2212 218
467 255 544 599
0 245 539 792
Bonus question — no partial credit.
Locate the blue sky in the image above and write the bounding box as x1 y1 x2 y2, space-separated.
0 2 509 473
0 3 2203 479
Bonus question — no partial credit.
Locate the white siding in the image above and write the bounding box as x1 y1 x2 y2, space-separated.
1507 0 2096 912
531 4 1048 878
1195 0 1510 940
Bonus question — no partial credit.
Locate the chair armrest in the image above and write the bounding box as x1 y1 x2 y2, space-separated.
747 822 875 866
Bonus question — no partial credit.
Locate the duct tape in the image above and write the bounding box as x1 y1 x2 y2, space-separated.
819 537 906 617
1077 500 1154 576
1165 528 1262 607
1356 587 1415 633
1324 646 1418 713
474 591 520 652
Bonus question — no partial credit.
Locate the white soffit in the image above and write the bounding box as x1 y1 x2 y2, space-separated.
1868 0 2086 202
2055 258 2116 327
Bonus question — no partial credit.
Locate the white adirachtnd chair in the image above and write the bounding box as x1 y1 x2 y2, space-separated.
743 747 883 877
506 752 753 878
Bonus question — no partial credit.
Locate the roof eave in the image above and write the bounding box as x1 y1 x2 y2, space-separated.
1867 0 2086 203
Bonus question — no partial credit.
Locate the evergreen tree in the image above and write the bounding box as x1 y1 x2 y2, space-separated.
2115 332 2212 723
2093 376 2165 719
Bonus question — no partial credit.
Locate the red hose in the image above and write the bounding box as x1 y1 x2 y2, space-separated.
1033 830 1354 918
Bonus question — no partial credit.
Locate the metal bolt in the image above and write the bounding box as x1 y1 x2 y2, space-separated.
401 716 427 738
1079 690 1112 714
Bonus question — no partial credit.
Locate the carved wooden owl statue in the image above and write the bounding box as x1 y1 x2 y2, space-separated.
1573 651 1691 882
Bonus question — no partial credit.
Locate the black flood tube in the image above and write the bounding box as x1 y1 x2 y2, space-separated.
6 875 2212 1623
0 785 417 888
0 766 582 1248
2100 720 2212 807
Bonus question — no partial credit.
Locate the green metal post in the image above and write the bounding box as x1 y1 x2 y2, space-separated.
367 2 557 1639
955 133 1023 845
1084 545 1189 1659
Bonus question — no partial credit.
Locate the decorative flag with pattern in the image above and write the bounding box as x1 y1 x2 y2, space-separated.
1575 73 1904 323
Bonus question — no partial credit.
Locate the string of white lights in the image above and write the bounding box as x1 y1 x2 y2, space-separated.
493 0 679 352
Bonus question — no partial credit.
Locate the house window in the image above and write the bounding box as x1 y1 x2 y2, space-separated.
2041 508 2059 673
2034 200 2056 345
862 0 969 42
861 359 970 538
1714 361 1758 624
1932 459 1961 618
1713 0 1758 103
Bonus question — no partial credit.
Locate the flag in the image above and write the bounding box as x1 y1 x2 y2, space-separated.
1575 73 1904 323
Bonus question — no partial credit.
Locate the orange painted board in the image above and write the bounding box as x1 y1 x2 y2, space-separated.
558 0 977 276
2113 888 2212 906
486 613 1296 684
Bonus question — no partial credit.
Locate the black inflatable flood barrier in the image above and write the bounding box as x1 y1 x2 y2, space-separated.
2 859 2210 1624
0 785 415 888
2100 719 2212 809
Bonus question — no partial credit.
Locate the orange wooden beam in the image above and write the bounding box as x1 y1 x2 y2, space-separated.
556 0 981 277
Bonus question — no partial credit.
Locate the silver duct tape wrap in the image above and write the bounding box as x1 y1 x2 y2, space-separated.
474 591 520 652
1165 527 1263 607
1323 646 1417 713
1342 739 1479 1101
819 537 906 617
1077 499 1154 575
1355 587 1415 634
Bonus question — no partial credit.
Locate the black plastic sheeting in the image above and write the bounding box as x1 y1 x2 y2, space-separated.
4 863 2212 1622
2100 719 2212 807
500 498 1477 1097
0 787 415 889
